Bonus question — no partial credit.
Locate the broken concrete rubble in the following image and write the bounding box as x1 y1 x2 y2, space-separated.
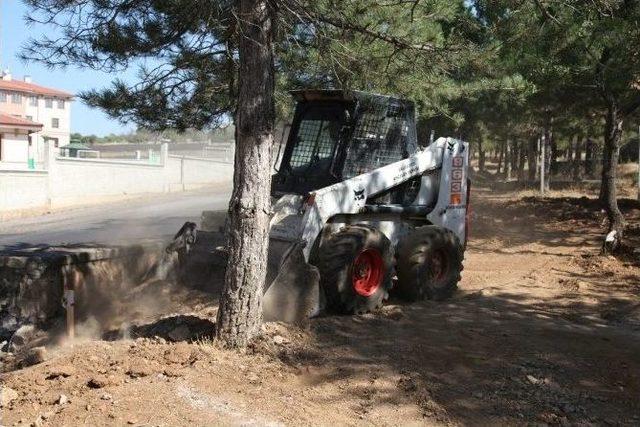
0 243 166 344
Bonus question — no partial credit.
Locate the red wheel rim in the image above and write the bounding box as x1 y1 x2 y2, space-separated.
352 249 384 297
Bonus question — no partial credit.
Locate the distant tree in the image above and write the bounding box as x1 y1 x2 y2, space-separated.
472 0 640 251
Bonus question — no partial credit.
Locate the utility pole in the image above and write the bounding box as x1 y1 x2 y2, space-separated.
540 135 545 195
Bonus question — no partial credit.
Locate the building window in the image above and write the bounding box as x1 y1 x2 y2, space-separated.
29 96 37 106
57 99 65 109
11 93 21 104
26 115 34 122
28 136 32 146
0 92 6 102
52 118 60 128
45 98 53 108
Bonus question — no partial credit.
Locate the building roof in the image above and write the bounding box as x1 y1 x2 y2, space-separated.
0 79 73 99
0 113 44 131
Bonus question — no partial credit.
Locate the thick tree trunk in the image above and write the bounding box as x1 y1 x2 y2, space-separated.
216 0 275 348
528 137 538 182
600 103 626 252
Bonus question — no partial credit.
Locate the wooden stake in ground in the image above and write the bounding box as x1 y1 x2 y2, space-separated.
62 266 80 340
637 125 640 201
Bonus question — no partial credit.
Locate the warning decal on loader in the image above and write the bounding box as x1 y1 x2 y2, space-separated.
450 156 464 205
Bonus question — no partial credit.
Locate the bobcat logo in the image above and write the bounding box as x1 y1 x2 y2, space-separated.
447 140 456 153
354 189 366 201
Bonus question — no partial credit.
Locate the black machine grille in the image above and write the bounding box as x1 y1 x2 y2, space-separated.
289 119 336 169
342 93 417 179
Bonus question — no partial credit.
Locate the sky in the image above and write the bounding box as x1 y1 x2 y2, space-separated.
1 0 136 136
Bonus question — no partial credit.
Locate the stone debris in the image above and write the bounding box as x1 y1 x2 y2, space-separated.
272 335 287 345
0 385 19 407
46 366 76 380
88 375 119 389
23 346 47 366
8 325 36 353
57 394 69 405
526 374 540 385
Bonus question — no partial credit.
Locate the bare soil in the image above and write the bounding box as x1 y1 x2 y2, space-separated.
1 187 639 426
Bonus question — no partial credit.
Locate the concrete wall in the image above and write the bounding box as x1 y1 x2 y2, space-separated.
166 155 233 191
0 142 233 216
0 169 48 211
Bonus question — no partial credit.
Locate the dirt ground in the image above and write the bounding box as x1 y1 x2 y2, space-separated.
1 185 639 426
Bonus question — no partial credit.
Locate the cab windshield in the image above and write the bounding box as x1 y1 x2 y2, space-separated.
284 102 346 177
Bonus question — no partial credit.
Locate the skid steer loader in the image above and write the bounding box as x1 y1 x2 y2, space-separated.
176 90 470 322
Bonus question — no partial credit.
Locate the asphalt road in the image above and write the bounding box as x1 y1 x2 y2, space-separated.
0 184 232 250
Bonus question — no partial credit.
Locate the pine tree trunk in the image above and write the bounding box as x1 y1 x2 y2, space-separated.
543 129 551 191
573 135 583 182
567 136 575 163
511 140 520 178
528 137 538 182
518 140 526 182
550 135 558 175
585 138 594 178
216 0 275 348
600 103 626 251
505 139 511 179
478 138 486 172
497 140 505 175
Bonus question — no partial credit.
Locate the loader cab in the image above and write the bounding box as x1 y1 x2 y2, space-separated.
272 90 418 197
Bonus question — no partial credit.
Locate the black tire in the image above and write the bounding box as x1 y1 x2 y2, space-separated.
317 225 394 314
394 225 463 301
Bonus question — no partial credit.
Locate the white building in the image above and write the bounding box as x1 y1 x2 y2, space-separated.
0 71 73 169
0 114 43 169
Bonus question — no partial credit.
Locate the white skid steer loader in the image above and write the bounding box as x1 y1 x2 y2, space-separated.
175 90 470 322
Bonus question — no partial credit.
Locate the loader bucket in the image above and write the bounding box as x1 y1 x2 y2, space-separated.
172 218 322 323
262 240 322 323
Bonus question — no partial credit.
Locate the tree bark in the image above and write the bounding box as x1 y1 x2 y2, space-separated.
600 102 626 251
478 138 486 172
528 136 538 182
550 134 559 175
518 139 526 182
585 137 595 178
543 129 551 191
497 140 505 175
572 135 583 182
216 0 275 348
505 139 512 179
